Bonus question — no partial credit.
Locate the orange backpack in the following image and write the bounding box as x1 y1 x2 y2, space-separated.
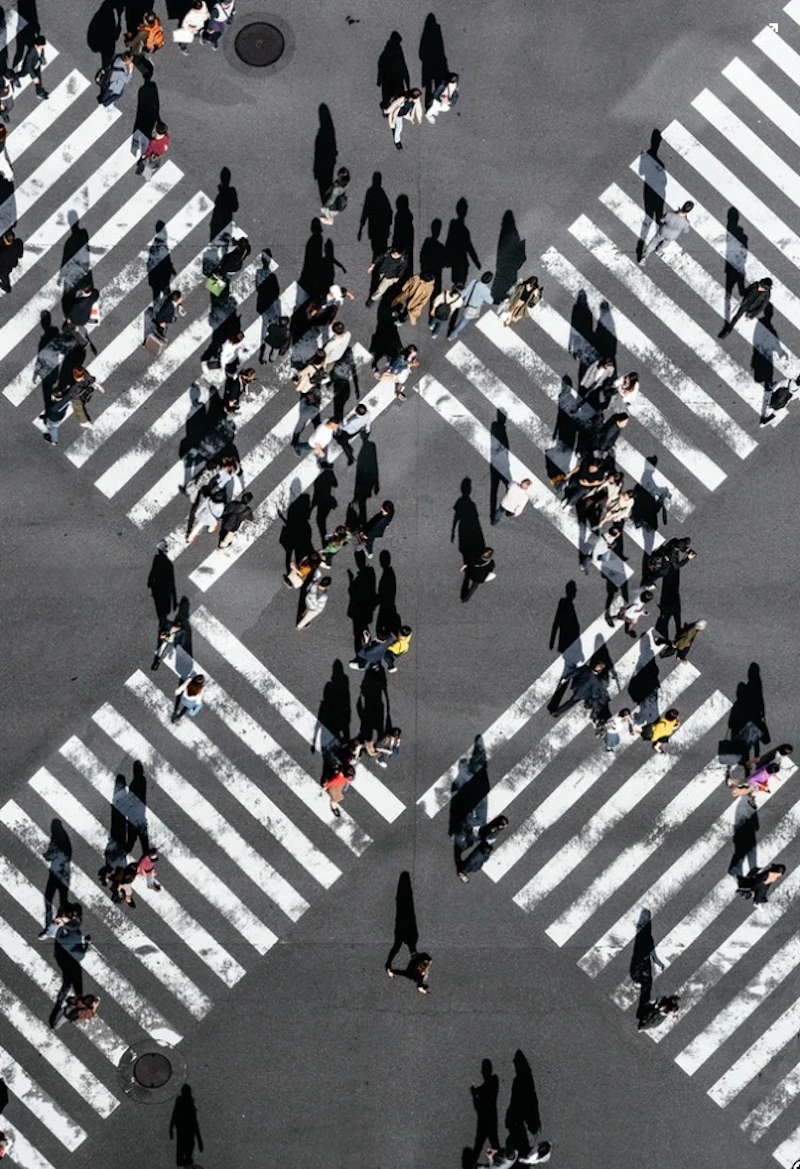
145 21 164 51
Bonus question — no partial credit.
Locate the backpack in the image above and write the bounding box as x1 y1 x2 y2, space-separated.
145 22 165 51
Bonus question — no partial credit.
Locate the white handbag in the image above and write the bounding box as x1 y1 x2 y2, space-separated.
172 27 195 43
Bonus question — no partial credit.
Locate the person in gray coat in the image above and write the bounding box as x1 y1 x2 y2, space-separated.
98 52 134 106
639 201 694 265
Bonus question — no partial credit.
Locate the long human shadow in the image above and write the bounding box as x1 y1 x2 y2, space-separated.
418 12 448 104
356 666 389 746
311 466 338 546
347 550 377 651
723 206 748 321
636 129 665 261
358 171 393 260
298 218 328 299
491 210 526 304
391 194 414 274
313 102 337 201
451 476 485 564
87 0 123 66
376 549 398 634
569 289 595 373
420 217 448 294
278 489 314 573
376 30 409 108
169 1084 203 1168
727 662 769 766
752 308 783 412
59 213 91 307
471 1058 499 1156
445 197 480 287
350 435 379 529
314 660 351 752
489 409 509 517
629 908 659 1021
132 79 160 149
729 797 759 877
549 580 579 652
385 870 418 971
505 1048 541 1153
209 166 239 242
448 734 489 850
593 299 617 362
43 819 72 927
147 542 177 623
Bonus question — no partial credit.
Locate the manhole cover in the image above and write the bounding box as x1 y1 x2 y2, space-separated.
133 1051 172 1088
234 21 285 67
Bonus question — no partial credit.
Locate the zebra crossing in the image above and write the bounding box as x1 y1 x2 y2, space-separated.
0 607 404 1168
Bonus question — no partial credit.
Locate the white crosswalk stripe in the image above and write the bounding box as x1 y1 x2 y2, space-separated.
0 1041 86 1150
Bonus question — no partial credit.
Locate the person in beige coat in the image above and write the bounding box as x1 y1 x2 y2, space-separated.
392 271 435 325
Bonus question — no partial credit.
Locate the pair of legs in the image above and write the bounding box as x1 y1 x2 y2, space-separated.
296 605 323 630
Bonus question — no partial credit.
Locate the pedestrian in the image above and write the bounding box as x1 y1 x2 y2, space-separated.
68 367 105 427
612 588 654 636
385 626 412 673
727 760 780 802
365 726 401 768
293 349 328 394
321 764 354 817
598 487 634 530
501 276 543 326
176 1 209 53
366 246 406 306
18 33 48 100
127 11 165 74
429 284 463 337
647 707 680 753
359 500 394 558
0 1132 8 1157
719 277 772 338
173 674 205 721
43 389 72 445
349 628 391 671
761 375 799 425
223 366 256 414
186 486 227 543
612 370 640 404
215 236 251 289
63 283 100 349
638 994 681 1030
296 571 332 629
386 951 431 993
293 417 339 465
284 550 321 590
154 289 186 339
385 88 423 149
425 73 459 123
375 345 419 401
644 536 696 585
306 282 354 329
218 491 253 548
736 862 786 905
335 402 373 464
560 660 612 729
448 271 494 339
97 51 134 106
0 227 23 292
639 201 694 265
460 547 497 603
319 525 353 569
0 126 13 184
603 707 640 753
323 321 352 370
391 270 435 325
214 329 246 376
259 315 291 364
320 166 350 225
457 815 509 882
562 457 608 510
491 478 532 525
38 901 83 941
745 743 794 775
580 355 616 401
136 120 170 177
202 0 235 50
593 412 629 458
656 618 707 662
0 71 16 124
54 994 101 1031
151 615 187 671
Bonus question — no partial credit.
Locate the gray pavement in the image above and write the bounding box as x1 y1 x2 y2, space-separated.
1 0 799 1167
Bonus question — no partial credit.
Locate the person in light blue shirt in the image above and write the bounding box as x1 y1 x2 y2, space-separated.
448 270 494 339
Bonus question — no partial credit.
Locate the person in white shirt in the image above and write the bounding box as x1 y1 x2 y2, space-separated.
293 418 339 464
296 571 331 629
612 587 654 636
177 0 209 52
429 284 463 337
323 321 352 369
603 708 641 753
491 479 532 525
335 402 373 465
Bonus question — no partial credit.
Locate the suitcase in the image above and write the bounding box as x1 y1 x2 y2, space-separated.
143 332 165 356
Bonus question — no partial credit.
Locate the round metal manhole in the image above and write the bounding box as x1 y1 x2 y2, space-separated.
133 1051 172 1089
234 21 285 67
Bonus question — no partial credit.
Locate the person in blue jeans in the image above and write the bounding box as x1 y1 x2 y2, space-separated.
367 727 401 768
448 270 494 339
173 674 205 721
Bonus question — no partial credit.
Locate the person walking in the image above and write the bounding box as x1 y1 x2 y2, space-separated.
0 125 13 185
223 365 256 414
68 367 105 427
293 417 339 464
425 73 459 123
603 708 640 753
296 571 332 629
293 349 327 394
457 815 509 882
218 491 253 548
612 370 640 405
97 51 134 106
492 478 532 525
365 726 401 767
173 674 205 721
639 201 694 265
359 501 394 558
386 951 431 993
127 11 165 73
0 227 23 292
335 402 373 464
18 33 48 100
647 708 680 753
43 389 72 445
319 525 353 568
259 314 291 363
385 626 412 673
429 284 463 337
321 764 354 817
366 246 406 305
385 88 423 149
320 167 350 226
501 276 543 326
136 120 170 177
202 0 235 50
448 271 494 339
391 270 435 325
638 994 681 1031
761 375 799 425
176 1 209 53
151 615 187 671
737 862 786 905
0 71 16 124
612 588 654 636
375 345 419 400
154 289 186 339
349 628 391 671
719 277 772 337
460 547 497 602
656 618 707 662
322 320 352 370
186 486 227 543
727 760 780 803
63 283 100 350
53 994 100 1030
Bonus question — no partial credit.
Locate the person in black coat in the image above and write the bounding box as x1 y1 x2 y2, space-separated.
359 500 394 558
719 276 772 338
218 492 254 548
0 227 23 292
